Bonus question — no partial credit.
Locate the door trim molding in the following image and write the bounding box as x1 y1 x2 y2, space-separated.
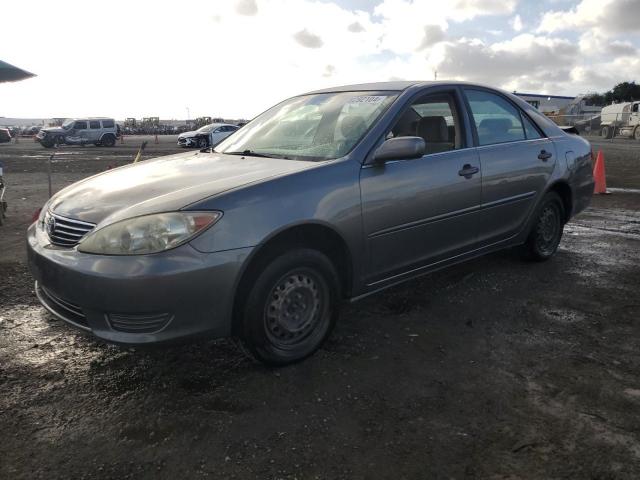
368 190 536 239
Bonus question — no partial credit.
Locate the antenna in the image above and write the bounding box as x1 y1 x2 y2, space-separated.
434 69 438 81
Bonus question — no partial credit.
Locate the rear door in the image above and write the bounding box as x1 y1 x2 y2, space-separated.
88 120 102 142
463 88 557 246
360 88 482 284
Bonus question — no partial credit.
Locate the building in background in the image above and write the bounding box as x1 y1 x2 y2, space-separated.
515 92 575 113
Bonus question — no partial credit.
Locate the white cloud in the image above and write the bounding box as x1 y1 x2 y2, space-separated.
538 0 640 34
511 14 523 32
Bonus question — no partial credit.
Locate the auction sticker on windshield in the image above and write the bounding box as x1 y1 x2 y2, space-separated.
348 96 387 104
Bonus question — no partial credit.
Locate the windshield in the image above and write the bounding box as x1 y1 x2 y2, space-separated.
62 119 74 130
197 125 215 133
216 91 397 161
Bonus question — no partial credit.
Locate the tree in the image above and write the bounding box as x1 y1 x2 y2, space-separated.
586 81 640 106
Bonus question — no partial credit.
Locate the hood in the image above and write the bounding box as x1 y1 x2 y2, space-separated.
178 130 199 138
49 151 317 226
42 127 65 134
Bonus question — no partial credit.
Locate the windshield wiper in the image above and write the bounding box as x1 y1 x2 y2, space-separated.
224 150 282 159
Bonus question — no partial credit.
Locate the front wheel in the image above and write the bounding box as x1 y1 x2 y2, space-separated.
239 249 340 366
524 192 565 261
634 127 640 141
197 137 208 148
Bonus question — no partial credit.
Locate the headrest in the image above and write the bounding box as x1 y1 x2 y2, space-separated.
478 118 512 134
340 115 367 139
417 116 448 143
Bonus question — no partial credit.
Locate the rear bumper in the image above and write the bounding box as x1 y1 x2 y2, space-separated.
27 223 252 345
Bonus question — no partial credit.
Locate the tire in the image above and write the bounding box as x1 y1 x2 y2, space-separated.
239 248 341 366
101 134 116 147
524 192 565 262
601 125 614 139
197 136 208 148
41 139 54 148
634 127 640 141
55 135 65 146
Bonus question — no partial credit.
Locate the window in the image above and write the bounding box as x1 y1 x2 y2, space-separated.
388 92 461 155
522 114 542 140
527 100 540 109
74 121 87 130
102 119 115 128
633 104 639 113
465 89 525 146
89 121 101 129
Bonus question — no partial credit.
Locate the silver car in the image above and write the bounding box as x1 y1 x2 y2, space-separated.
177 123 239 148
28 81 594 365
36 118 119 148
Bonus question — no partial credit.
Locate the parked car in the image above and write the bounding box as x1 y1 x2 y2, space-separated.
36 118 118 148
177 123 239 148
28 81 594 365
0 127 11 143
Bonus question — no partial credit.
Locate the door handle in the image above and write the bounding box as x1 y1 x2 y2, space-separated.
538 150 552 161
458 164 479 179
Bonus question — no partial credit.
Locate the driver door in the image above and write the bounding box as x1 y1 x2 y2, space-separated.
69 120 89 144
359 88 482 285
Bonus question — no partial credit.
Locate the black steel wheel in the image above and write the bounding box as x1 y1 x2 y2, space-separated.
240 248 340 366
101 134 116 147
524 192 564 261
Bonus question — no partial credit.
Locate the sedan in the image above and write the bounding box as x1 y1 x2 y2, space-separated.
177 123 239 148
28 81 594 365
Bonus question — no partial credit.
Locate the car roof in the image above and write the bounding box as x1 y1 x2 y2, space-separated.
202 123 238 128
302 80 506 95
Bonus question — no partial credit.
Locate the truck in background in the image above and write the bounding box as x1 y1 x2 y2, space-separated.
599 101 640 140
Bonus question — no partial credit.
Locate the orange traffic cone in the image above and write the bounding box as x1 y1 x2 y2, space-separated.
593 150 609 194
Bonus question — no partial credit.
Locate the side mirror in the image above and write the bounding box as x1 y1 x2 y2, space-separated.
371 136 425 164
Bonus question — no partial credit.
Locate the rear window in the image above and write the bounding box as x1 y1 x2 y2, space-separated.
102 119 115 128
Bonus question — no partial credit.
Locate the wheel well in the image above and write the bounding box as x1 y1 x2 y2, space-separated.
549 181 572 222
231 224 352 334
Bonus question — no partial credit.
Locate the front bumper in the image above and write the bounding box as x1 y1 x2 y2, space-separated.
27 223 252 345
177 136 197 147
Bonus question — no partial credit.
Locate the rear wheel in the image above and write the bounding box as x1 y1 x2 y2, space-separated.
524 192 565 261
239 249 340 366
101 134 116 147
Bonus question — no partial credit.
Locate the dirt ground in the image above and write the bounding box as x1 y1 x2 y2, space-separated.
1 137 639 479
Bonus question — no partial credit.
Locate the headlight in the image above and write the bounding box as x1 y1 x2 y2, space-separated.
77 211 222 255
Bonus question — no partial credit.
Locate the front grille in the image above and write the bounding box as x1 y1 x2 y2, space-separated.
108 312 172 333
36 282 88 328
45 211 95 247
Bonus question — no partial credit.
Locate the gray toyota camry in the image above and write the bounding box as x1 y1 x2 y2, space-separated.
28 81 594 365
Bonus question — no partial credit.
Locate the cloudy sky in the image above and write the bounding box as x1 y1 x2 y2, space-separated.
1 0 639 120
